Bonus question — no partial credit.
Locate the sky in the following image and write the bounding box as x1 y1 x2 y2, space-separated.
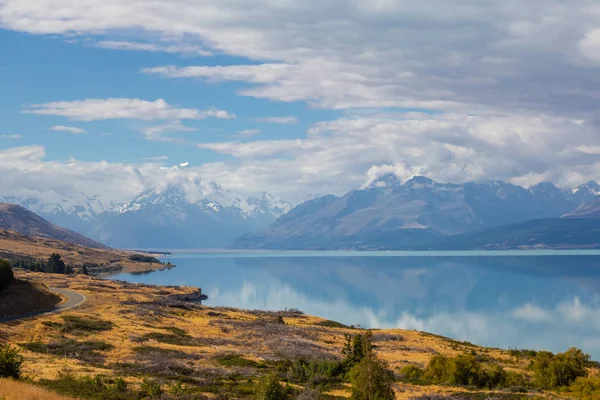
2 0 600 204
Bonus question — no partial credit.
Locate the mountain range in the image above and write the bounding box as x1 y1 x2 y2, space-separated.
3 175 600 250
1 182 292 249
234 175 600 250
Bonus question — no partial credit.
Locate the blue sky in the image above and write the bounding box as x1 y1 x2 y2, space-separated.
2 1 600 204
0 29 337 164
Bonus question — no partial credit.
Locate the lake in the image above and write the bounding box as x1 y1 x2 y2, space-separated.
109 251 600 358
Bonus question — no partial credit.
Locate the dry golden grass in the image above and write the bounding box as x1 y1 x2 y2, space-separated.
0 378 75 400
0 272 570 399
0 229 170 274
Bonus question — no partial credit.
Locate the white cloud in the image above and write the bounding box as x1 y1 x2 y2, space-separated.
513 303 553 322
50 125 87 134
25 99 236 121
92 41 212 56
0 134 23 139
255 116 298 124
141 155 169 161
142 121 196 142
196 112 600 195
4 1 600 197
2 0 600 116
234 129 260 138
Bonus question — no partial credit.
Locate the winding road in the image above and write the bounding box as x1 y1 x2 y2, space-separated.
0 288 86 323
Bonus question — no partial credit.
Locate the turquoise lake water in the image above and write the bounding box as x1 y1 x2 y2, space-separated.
110 251 600 358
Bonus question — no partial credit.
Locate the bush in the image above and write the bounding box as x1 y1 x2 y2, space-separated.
283 359 345 387
60 315 114 333
400 365 425 381
350 353 395 400
0 259 14 292
422 353 513 389
570 375 600 400
255 373 288 400
141 378 163 397
41 371 136 400
216 354 263 368
0 344 23 378
531 348 589 389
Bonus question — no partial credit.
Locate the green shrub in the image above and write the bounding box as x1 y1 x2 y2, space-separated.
350 353 395 400
216 353 263 368
284 359 345 387
0 259 14 292
140 378 163 397
570 375 600 400
41 371 137 400
255 373 288 400
422 353 515 389
60 315 114 333
21 339 114 362
0 344 23 378
400 365 425 381
531 348 589 389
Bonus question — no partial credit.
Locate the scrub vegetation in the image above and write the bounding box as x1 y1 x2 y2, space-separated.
1 271 598 400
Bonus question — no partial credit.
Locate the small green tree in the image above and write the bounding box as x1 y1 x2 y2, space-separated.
0 344 24 379
47 253 66 274
0 259 14 292
531 348 589 389
255 373 286 400
350 353 395 400
342 332 372 366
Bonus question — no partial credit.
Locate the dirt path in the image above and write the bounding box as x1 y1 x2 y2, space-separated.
0 288 86 323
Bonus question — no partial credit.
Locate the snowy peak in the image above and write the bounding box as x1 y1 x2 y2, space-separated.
577 180 600 196
368 173 404 189
116 182 291 220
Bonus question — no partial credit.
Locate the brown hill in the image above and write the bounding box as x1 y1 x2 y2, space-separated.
0 202 106 249
0 229 170 275
0 279 61 319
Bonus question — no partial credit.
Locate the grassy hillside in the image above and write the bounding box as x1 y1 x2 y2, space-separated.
1 271 595 399
0 203 106 249
0 378 76 400
0 279 61 318
0 229 171 275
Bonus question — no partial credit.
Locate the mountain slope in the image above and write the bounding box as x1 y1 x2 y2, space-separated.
234 175 599 250
426 218 600 250
0 203 107 249
563 196 600 219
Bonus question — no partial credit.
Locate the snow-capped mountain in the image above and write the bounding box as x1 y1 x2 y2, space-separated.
1 181 292 249
234 175 600 250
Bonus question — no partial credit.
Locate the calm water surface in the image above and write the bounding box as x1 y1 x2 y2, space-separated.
110 251 600 358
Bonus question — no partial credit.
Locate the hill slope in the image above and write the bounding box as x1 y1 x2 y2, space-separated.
0 203 107 249
0 279 61 318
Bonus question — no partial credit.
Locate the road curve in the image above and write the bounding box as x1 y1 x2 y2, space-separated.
0 288 86 323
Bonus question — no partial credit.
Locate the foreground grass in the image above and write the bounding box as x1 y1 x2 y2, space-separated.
0 378 75 400
1 272 589 399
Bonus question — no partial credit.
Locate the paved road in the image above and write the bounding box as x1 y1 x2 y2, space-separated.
0 288 86 323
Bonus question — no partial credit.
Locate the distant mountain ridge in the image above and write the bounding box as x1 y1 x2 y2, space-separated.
0 203 107 249
234 175 600 250
1 182 292 249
